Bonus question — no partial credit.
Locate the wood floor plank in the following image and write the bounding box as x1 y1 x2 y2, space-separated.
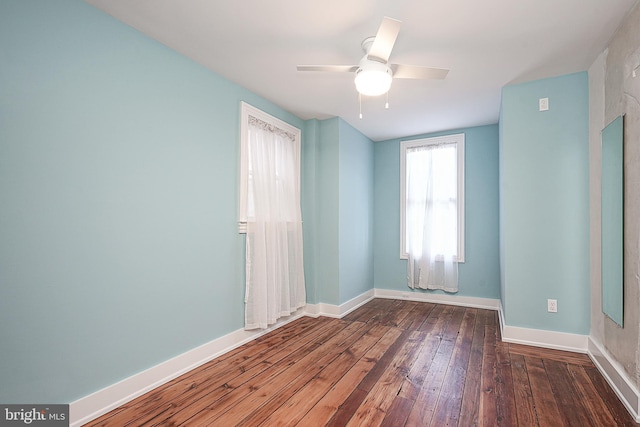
142 318 347 426
245 323 390 426
380 304 454 426
346 330 427 427
379 396 414 427
430 307 477 427
396 303 453 401
356 299 397 325
325 388 369 427
508 343 592 366
296 327 403 426
374 299 409 327
566 364 618 427
458 309 488 427
342 298 384 323
177 320 368 426
545 359 595 427
222 321 384 427
583 365 639 427
404 305 466 426
418 303 453 334
326 328 412 426
509 353 539 427
396 301 436 330
478 312 498 427
84 299 638 427
524 356 564 427
495 339 518 426
392 330 442 403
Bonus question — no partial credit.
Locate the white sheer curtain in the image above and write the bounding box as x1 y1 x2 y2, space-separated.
406 143 459 292
244 116 306 330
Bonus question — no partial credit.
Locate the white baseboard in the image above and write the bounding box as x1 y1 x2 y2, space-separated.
500 324 589 353
70 307 308 427
497 303 588 353
374 288 500 310
588 337 640 422
305 289 375 318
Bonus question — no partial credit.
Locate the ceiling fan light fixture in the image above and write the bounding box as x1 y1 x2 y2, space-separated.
354 63 392 97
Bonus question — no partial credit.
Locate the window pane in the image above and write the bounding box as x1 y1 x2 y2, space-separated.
405 143 458 257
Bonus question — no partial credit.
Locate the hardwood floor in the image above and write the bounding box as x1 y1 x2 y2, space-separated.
85 299 637 426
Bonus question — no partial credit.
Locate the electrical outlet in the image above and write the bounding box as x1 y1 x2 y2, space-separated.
547 299 557 313
539 97 549 111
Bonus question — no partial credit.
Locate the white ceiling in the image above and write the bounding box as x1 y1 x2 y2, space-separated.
86 0 637 141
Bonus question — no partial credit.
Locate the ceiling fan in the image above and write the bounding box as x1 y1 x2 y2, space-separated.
297 17 449 101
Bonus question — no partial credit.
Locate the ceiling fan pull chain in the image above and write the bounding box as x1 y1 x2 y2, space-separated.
385 91 390 109
359 93 363 119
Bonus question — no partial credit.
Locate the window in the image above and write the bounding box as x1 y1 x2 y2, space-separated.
400 133 465 262
238 102 306 329
238 102 301 233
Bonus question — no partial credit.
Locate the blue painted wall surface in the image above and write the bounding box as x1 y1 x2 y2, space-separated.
500 72 589 334
302 119 320 304
315 118 341 305
499 108 507 308
338 120 374 304
310 118 375 305
373 125 501 299
0 0 303 404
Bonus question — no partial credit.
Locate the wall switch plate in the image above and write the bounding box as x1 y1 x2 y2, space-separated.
547 299 557 313
539 97 549 111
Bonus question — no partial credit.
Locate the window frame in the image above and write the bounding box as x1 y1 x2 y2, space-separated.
399 133 465 262
238 102 301 233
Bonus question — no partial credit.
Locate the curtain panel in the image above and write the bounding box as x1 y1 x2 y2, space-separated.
244 116 306 329
406 143 459 293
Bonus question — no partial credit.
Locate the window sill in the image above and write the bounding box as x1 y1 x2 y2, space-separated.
400 253 465 263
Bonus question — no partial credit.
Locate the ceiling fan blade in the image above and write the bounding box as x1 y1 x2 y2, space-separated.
391 64 449 79
367 17 401 63
296 65 358 73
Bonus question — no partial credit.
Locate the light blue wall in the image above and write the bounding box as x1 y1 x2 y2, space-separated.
315 118 341 304
302 119 320 304
338 120 375 303
309 118 375 305
0 0 303 404
373 125 501 299
500 72 589 334
499 107 507 307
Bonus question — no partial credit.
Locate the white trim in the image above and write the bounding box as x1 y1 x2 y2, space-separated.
70 307 308 427
588 337 640 422
500 324 588 353
498 300 506 337
497 303 588 353
374 288 499 310
308 289 376 318
399 133 465 262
